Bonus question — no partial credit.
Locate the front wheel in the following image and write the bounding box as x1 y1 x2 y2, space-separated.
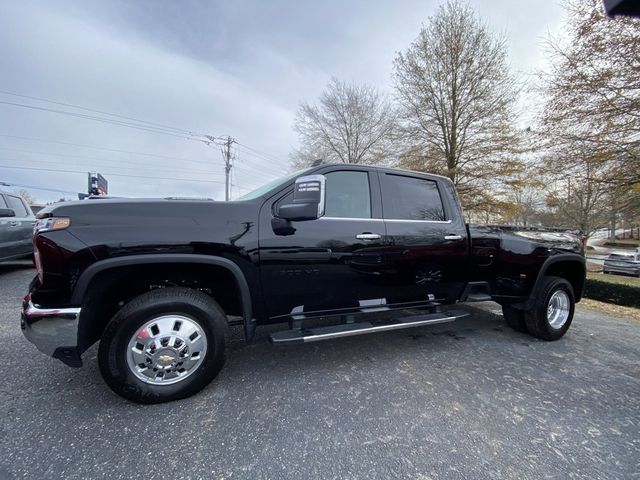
525 276 575 341
98 287 227 404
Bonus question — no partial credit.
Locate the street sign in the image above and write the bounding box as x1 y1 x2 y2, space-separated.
88 172 108 196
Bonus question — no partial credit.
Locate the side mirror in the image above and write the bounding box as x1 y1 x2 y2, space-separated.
277 175 325 221
0 208 16 218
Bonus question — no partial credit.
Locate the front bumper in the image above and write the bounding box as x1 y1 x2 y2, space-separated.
20 294 83 367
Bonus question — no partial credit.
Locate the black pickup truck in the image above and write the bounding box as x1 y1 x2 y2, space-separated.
21 164 585 403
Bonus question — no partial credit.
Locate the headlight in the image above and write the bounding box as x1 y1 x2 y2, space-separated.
34 217 71 234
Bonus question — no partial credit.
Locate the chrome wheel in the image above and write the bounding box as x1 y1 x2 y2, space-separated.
546 290 570 329
126 315 207 385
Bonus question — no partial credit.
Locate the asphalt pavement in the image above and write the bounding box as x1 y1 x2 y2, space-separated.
1 262 638 480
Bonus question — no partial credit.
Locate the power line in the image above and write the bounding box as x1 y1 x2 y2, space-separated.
0 91 285 165
0 147 225 176
0 180 80 196
0 90 287 190
0 90 204 137
235 144 288 166
233 150 291 177
0 100 202 140
236 141 285 164
0 135 284 182
0 134 211 167
232 163 280 182
0 164 226 184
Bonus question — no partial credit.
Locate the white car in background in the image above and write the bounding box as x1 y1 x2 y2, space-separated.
603 252 640 277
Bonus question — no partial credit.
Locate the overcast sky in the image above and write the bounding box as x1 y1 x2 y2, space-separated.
0 0 566 203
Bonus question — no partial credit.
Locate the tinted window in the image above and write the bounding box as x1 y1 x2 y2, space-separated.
0 195 6 208
382 174 446 221
6 195 28 217
325 171 371 218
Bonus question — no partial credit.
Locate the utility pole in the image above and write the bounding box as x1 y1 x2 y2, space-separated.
221 136 234 201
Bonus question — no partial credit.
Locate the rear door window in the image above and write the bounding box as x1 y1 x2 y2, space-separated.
0 195 7 208
6 195 28 217
381 174 446 221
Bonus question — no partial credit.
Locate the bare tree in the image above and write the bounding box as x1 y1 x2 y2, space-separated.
392 0 522 211
540 0 640 188
499 166 546 226
537 0 640 237
543 151 611 236
291 77 397 168
18 189 35 205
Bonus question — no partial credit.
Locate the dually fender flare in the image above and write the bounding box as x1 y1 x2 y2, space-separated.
71 254 255 341
523 253 586 309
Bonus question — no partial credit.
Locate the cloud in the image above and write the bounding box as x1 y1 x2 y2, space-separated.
0 1 297 201
0 0 566 203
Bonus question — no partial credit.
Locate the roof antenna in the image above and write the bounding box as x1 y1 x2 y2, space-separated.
311 159 324 166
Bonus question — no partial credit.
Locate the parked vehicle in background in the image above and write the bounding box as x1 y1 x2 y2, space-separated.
29 204 46 215
0 188 36 262
603 252 640 277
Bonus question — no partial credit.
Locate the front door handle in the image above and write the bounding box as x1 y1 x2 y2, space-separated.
9 221 20 227
356 233 381 241
444 234 463 240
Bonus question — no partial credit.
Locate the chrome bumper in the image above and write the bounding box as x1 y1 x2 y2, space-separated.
20 294 83 367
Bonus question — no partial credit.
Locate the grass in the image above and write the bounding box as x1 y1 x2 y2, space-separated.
603 240 640 249
579 298 640 321
579 262 640 313
587 270 640 287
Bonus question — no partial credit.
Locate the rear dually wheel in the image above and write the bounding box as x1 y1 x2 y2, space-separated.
524 276 575 341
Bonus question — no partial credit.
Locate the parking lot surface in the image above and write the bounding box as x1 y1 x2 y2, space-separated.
1 262 638 479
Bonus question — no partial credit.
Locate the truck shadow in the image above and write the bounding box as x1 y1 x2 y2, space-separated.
215 304 529 382
59 305 528 408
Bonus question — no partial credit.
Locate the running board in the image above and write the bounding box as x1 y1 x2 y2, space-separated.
270 309 470 345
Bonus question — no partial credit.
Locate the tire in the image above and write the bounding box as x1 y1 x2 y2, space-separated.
502 304 528 333
524 276 575 341
98 287 227 404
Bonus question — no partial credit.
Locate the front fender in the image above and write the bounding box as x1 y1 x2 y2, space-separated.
71 254 255 340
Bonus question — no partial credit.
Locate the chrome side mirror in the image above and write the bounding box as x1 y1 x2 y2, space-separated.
277 175 325 221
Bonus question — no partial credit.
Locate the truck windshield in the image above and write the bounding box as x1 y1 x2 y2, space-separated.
236 168 312 201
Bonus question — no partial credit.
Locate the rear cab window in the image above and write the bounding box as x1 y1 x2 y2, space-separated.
380 173 446 221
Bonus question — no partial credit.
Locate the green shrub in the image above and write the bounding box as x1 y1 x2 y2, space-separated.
603 242 638 249
583 278 640 308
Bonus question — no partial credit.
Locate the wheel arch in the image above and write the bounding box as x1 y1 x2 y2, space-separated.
527 254 586 307
72 254 254 349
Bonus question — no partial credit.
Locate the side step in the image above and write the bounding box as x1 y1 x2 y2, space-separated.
270 309 470 345
465 293 492 302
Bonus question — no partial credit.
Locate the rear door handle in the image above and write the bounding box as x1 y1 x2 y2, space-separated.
356 233 381 241
444 234 463 240
9 221 20 227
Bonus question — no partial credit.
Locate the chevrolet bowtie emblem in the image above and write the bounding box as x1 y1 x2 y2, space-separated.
158 354 174 363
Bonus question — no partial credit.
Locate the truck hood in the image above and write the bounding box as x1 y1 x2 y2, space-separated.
38 198 262 260
39 198 254 227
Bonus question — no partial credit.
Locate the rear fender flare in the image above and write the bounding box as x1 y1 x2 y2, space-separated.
522 253 586 309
